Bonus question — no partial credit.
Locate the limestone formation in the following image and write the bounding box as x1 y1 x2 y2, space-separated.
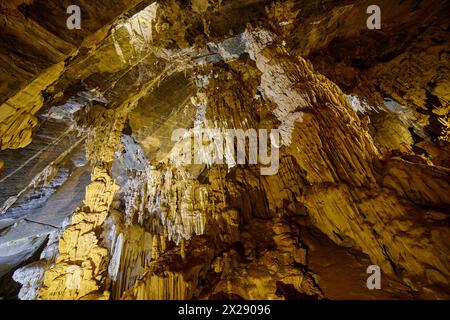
37 166 118 300
0 0 449 301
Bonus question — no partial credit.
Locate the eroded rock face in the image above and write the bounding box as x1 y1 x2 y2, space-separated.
0 0 449 300
0 0 155 152
299 0 450 147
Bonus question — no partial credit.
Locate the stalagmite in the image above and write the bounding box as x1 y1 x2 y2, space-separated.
37 166 119 300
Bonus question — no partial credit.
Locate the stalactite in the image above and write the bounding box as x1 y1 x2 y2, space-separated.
123 272 192 300
2 0 449 301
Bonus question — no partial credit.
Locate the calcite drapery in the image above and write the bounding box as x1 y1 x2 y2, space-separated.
246 40 450 291
120 29 449 299
0 63 65 150
1 0 449 300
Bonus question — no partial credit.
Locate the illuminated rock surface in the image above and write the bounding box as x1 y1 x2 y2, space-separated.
0 0 449 300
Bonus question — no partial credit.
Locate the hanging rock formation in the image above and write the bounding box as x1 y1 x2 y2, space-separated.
0 0 449 300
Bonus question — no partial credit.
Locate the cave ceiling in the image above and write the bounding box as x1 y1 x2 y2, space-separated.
0 0 449 301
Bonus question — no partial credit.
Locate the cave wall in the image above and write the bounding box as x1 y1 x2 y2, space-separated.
0 0 449 300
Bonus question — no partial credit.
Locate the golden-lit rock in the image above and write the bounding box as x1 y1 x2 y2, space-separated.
2 0 449 301
0 63 64 150
37 166 118 300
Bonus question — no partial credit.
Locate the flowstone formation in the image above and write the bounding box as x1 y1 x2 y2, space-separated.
0 0 449 300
